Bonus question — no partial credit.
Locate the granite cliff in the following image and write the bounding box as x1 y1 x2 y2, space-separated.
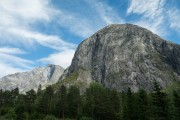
60 24 180 92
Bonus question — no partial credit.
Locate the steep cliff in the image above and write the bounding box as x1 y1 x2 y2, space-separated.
61 24 180 92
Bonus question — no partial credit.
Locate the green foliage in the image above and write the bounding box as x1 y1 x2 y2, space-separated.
151 81 170 120
80 116 94 120
55 85 67 119
122 87 136 120
173 89 180 120
4 108 17 119
136 89 149 120
38 85 54 115
59 72 78 84
83 82 121 120
67 86 81 118
0 80 179 120
44 115 60 120
164 81 180 93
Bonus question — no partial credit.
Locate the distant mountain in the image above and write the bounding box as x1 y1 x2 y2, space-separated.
0 64 64 93
60 24 180 92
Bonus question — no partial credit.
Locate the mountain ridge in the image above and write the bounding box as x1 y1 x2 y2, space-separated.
0 64 64 93
60 23 180 92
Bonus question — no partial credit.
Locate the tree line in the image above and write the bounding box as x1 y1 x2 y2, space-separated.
0 81 179 120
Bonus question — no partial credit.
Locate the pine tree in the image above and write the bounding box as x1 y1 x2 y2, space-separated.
151 81 170 120
109 89 121 120
37 84 42 96
56 85 67 119
15 94 27 120
25 89 37 114
173 89 180 120
67 86 81 119
38 85 54 115
122 87 135 120
137 89 149 120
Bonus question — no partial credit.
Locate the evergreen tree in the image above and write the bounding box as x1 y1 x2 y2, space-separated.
0 89 3 116
25 89 37 114
109 89 121 120
83 84 95 118
15 94 27 120
84 82 119 120
137 89 149 120
11 88 19 107
56 85 67 119
38 85 54 115
37 84 42 96
173 89 180 120
67 86 81 119
151 81 170 120
122 87 135 120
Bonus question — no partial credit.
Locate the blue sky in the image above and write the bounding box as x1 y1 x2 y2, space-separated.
0 0 180 78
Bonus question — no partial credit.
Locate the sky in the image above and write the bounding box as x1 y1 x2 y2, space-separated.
0 0 180 78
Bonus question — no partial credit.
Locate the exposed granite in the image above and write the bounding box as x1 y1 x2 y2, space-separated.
62 24 180 92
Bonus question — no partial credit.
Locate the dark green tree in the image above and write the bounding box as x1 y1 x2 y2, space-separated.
15 94 27 120
38 85 54 115
108 89 121 120
173 89 180 120
67 86 81 119
56 85 67 119
25 89 37 114
151 81 170 120
37 84 42 96
122 87 135 120
137 89 149 120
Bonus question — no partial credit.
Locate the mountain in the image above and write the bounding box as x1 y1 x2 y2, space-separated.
59 24 180 92
0 64 64 93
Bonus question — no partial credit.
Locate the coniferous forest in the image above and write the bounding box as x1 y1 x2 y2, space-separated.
0 81 179 120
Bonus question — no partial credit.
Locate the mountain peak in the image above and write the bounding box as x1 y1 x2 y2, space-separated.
0 64 64 93
61 24 180 92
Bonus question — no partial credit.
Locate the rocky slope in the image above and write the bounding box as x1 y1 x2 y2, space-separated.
0 64 64 93
60 24 180 92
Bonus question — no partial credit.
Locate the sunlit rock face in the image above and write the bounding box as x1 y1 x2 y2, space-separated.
64 24 180 92
0 64 64 93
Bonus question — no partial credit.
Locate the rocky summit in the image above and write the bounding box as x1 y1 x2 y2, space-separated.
0 64 64 93
60 24 180 92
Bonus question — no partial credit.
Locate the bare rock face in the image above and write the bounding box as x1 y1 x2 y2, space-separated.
0 64 64 93
63 24 180 92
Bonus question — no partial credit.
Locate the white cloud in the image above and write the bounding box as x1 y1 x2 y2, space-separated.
0 0 71 50
0 63 24 78
58 13 97 38
0 0 57 25
0 0 76 77
127 0 166 36
7 27 76 51
0 53 32 69
168 8 180 32
56 0 124 38
0 47 26 55
134 16 167 35
127 0 165 19
40 49 75 69
86 0 124 24
0 47 33 78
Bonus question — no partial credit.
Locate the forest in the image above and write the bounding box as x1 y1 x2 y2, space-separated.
0 81 179 120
